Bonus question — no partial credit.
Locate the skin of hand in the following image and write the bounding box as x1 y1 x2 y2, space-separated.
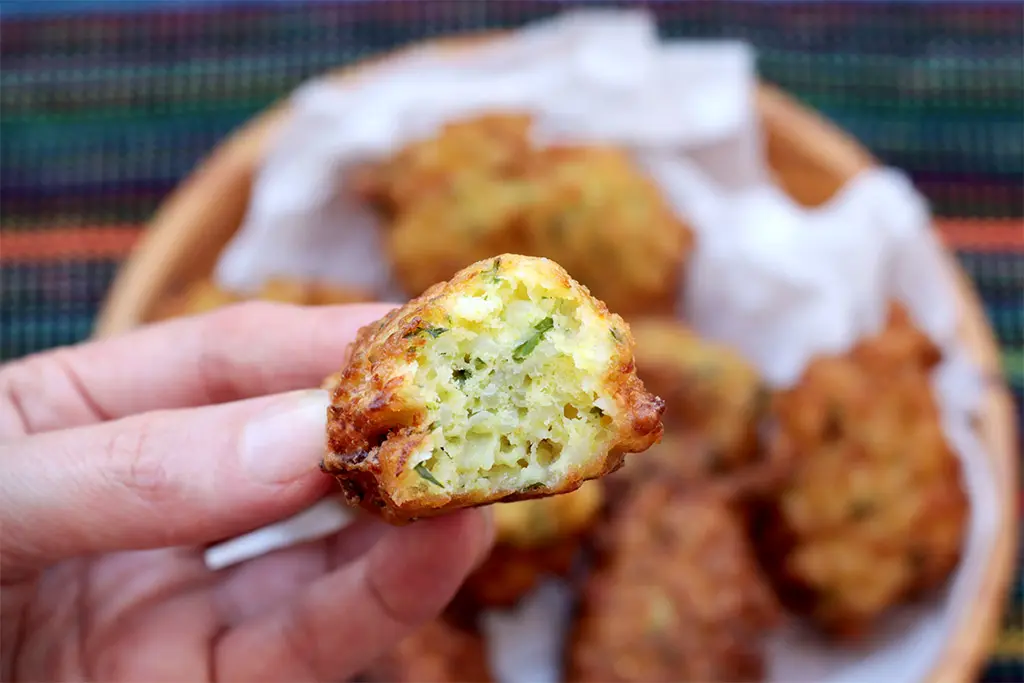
0 302 494 683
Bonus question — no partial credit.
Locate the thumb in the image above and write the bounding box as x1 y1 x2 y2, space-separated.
1 389 335 575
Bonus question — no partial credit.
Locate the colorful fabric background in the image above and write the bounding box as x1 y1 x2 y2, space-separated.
0 1 1021 680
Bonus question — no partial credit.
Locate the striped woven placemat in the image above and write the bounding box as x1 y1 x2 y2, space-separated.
1 2 1021 680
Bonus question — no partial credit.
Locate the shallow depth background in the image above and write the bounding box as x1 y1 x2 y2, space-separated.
0 1 1021 679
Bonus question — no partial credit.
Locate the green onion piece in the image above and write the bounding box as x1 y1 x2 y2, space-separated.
513 317 555 362
414 463 443 488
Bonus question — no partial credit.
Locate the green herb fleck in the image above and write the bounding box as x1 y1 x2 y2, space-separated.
404 326 447 339
427 421 439 431
610 328 623 343
590 406 605 417
487 257 503 283
523 482 546 491
453 368 472 385
473 358 487 370
414 463 443 488
513 317 555 362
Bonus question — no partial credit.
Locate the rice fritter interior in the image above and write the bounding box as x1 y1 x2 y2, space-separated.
323 254 664 522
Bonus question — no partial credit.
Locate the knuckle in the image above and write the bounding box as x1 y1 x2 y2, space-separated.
363 562 430 630
195 302 287 404
0 356 55 436
104 417 179 507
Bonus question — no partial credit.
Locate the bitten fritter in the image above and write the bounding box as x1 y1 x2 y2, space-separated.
323 255 664 524
361 618 493 683
621 320 771 487
151 277 371 322
569 485 780 683
363 113 693 316
751 304 969 639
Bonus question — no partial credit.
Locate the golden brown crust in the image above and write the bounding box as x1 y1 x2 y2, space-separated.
517 146 693 317
751 303 969 639
568 485 780 683
364 113 693 316
354 112 535 215
322 255 664 524
361 618 493 683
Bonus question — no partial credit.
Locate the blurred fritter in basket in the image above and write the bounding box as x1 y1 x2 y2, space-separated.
357 113 694 318
751 303 969 639
569 485 780 683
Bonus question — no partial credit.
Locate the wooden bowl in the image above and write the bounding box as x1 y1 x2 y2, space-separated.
94 37 1018 683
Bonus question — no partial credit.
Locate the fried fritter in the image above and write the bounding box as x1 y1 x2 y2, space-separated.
461 536 582 610
457 482 602 608
751 304 968 639
367 113 693 316
519 147 693 317
386 174 536 297
355 113 534 214
493 480 604 548
323 254 664 524
361 618 493 683
568 485 780 683
619 320 770 487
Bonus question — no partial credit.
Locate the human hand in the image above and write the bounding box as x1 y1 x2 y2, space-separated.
0 302 494 682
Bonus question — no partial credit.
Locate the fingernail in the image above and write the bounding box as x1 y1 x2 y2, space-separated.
241 389 331 485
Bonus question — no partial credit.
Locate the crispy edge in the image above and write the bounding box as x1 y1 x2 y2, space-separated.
322 255 665 524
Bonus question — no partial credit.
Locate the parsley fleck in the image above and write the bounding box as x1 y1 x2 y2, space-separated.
453 368 472 385
513 317 555 362
414 463 443 488
590 406 605 417
404 326 447 339
488 257 503 283
610 328 623 343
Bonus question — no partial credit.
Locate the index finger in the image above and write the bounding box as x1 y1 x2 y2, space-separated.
0 302 394 435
